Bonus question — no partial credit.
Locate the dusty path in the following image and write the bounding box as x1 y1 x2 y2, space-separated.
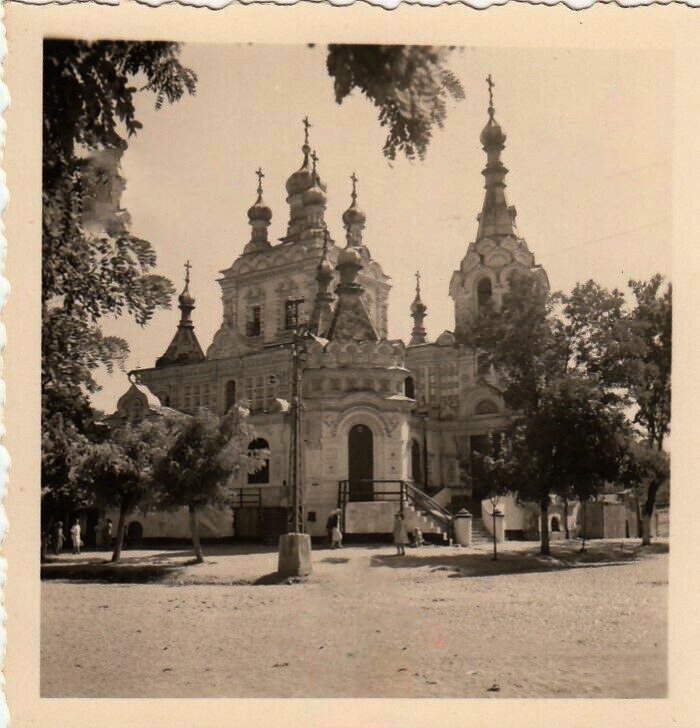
41 542 667 698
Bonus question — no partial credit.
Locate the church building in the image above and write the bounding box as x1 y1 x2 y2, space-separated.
109 83 549 544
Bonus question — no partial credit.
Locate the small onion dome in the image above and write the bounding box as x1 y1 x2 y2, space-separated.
302 175 327 207
337 243 362 269
247 196 272 223
286 145 328 196
342 200 366 227
179 288 195 306
480 116 506 148
317 253 334 283
410 296 426 315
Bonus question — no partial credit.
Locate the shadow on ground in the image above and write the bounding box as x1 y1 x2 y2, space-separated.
40 562 184 584
370 542 669 579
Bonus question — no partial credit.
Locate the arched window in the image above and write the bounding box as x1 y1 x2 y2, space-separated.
477 278 493 311
476 353 490 376
225 380 237 412
475 399 498 415
404 376 416 399
551 516 561 532
248 438 270 484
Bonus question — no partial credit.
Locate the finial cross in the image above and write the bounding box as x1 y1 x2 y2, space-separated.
303 116 312 145
486 74 495 118
350 172 358 203
184 259 192 286
255 167 264 196
415 270 421 293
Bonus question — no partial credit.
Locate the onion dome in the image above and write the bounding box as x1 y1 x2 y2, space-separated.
286 116 326 196
481 74 506 148
179 260 195 307
247 168 272 223
342 172 366 227
337 241 362 270
316 233 334 285
302 151 327 207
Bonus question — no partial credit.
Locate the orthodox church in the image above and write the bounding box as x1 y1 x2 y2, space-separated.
109 83 550 544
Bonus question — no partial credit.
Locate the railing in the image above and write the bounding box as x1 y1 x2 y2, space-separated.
338 479 454 539
404 481 454 537
230 487 263 509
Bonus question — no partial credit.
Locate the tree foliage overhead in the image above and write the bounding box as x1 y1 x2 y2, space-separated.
327 45 465 161
42 40 197 437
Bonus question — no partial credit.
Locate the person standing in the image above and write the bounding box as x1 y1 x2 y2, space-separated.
70 518 82 555
52 522 64 556
393 512 409 556
329 510 343 549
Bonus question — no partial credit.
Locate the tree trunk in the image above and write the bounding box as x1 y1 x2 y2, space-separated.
492 509 498 561
540 499 550 556
111 508 127 563
580 501 587 553
563 496 570 540
189 504 204 563
642 478 660 547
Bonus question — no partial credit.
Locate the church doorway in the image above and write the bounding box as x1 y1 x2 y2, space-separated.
348 424 374 502
411 439 423 487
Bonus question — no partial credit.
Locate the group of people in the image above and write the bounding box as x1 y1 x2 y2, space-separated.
326 510 427 555
47 519 83 556
45 517 119 557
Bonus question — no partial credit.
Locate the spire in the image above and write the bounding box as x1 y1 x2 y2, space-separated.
244 167 272 254
307 230 335 337
476 75 517 241
409 270 428 345
326 234 378 342
342 171 366 248
156 261 205 367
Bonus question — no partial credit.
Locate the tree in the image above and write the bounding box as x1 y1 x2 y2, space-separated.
42 40 197 523
152 407 264 563
74 420 164 562
469 433 513 560
559 275 672 543
461 271 627 555
327 45 464 161
620 440 670 546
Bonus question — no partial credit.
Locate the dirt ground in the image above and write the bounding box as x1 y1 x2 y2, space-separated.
40 539 668 698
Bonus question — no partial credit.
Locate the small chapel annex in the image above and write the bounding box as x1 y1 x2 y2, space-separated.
108 85 550 544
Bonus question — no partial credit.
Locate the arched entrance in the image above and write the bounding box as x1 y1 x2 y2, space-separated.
348 424 374 501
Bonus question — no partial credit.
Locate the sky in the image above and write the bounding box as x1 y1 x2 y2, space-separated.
91 43 672 412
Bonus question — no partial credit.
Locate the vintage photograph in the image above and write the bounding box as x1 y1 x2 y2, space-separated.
39 40 671 699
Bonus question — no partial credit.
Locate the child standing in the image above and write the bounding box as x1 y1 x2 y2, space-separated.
393 512 408 556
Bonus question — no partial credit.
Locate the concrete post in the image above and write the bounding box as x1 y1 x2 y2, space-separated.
278 533 313 577
453 508 473 546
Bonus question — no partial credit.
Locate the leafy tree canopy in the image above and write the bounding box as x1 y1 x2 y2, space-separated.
327 45 464 161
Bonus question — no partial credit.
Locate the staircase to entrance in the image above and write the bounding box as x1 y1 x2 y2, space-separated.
338 480 453 543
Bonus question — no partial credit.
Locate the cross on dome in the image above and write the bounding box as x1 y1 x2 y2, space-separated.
184 259 192 287
350 172 358 204
255 167 265 196
303 116 312 146
486 74 495 119
415 270 421 294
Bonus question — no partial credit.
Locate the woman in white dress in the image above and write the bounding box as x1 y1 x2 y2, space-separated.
70 519 82 555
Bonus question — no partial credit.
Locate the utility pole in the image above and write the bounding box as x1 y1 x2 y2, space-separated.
287 298 305 534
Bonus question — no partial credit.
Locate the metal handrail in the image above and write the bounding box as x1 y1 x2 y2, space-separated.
337 479 454 538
